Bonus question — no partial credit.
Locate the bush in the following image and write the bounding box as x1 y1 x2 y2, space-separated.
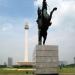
12 65 33 68
0 65 7 68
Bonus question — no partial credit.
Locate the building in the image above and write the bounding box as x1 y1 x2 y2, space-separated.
8 57 13 67
74 57 75 64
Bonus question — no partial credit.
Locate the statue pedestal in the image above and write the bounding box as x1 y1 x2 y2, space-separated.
33 45 59 75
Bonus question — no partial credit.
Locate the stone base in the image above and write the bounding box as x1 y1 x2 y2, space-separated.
36 74 59 75
34 45 59 75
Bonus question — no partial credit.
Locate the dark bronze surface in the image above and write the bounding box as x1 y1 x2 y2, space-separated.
36 0 57 45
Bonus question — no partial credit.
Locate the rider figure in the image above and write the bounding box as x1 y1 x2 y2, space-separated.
42 0 49 20
42 0 52 26
42 0 47 11
37 0 48 28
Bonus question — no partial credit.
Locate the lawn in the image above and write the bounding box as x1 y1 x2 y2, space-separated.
0 68 34 75
59 67 75 73
0 67 75 75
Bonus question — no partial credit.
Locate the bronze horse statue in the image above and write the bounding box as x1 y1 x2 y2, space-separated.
36 0 57 45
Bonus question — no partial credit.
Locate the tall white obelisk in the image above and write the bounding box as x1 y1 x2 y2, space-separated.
24 22 29 62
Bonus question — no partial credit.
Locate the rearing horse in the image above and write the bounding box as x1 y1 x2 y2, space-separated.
37 7 57 45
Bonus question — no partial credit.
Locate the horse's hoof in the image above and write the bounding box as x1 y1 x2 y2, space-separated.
54 7 57 11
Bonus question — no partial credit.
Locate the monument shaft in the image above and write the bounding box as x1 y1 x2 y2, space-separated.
24 24 29 62
25 29 29 62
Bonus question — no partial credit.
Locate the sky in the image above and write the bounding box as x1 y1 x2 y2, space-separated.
0 0 75 65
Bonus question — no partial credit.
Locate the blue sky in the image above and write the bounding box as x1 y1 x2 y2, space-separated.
0 0 75 65
0 0 34 17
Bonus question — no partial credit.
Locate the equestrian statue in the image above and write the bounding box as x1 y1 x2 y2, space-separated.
36 0 57 45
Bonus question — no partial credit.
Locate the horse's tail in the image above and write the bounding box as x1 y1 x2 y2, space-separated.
49 7 57 21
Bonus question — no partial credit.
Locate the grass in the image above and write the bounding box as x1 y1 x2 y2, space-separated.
0 67 75 74
0 68 33 74
59 67 75 73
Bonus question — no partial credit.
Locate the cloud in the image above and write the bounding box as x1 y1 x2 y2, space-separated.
58 1 75 32
34 0 42 7
1 23 13 32
0 16 25 33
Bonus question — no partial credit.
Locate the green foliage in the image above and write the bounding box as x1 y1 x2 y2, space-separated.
0 67 75 74
64 64 75 68
0 68 33 74
59 67 75 73
0 65 7 68
12 65 33 69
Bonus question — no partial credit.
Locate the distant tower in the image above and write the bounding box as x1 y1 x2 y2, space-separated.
24 22 29 62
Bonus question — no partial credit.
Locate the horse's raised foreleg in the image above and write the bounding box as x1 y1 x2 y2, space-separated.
49 7 57 21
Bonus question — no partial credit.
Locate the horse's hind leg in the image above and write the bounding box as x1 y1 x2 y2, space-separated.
43 32 47 45
38 30 42 45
